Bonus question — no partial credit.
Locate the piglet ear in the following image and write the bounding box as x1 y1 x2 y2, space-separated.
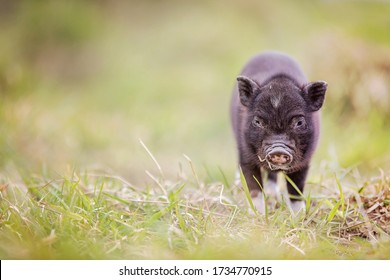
303 81 327 111
237 76 260 107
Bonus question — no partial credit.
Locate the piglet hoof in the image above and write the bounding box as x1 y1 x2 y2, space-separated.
290 200 305 215
264 180 280 200
248 191 265 215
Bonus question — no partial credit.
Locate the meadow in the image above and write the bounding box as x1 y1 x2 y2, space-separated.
0 0 389 259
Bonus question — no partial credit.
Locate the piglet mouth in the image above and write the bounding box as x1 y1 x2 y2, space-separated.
259 145 294 171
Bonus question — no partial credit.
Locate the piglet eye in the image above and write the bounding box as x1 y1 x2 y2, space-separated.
252 116 265 128
293 116 307 129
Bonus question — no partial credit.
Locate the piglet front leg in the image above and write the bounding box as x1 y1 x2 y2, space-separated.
240 163 265 214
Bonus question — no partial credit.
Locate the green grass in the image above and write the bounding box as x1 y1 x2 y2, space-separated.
1 158 389 259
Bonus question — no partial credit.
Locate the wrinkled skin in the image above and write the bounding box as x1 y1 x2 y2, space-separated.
231 52 327 213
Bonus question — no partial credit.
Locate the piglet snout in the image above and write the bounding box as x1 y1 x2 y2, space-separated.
268 153 290 165
266 147 293 166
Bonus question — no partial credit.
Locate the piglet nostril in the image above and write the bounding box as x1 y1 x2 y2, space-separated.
267 152 292 165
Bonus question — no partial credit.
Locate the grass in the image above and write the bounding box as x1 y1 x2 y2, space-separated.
1 153 389 259
1 0 390 260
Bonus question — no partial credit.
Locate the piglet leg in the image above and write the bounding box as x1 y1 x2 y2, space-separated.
286 166 309 213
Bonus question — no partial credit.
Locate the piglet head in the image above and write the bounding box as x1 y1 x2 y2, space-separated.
237 75 327 172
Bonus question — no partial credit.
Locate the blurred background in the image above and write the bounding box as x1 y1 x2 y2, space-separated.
0 0 389 185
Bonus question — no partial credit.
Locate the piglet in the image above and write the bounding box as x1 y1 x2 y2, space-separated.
231 51 327 213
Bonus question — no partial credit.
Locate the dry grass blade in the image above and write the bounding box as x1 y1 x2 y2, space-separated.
139 139 165 179
183 154 202 189
218 184 239 228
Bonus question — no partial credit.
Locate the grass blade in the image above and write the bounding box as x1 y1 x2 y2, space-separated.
334 174 345 218
285 174 305 200
139 139 164 179
326 200 341 223
306 190 311 214
145 201 179 226
253 176 268 220
239 167 256 214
